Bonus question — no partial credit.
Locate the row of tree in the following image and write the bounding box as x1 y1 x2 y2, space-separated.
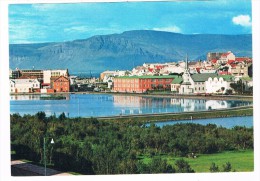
11 112 253 174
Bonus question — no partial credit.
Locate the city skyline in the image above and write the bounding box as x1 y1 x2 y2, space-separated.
9 0 252 44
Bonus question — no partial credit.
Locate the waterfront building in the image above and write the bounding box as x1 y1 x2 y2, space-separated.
170 76 182 92
205 75 234 94
113 75 177 93
51 76 70 92
179 56 193 94
43 69 69 83
10 79 41 93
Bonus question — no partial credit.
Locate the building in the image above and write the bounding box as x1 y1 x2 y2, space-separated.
205 75 234 94
10 79 41 93
217 51 235 64
191 73 218 94
20 69 43 79
9 68 22 79
113 75 177 93
171 76 182 92
52 76 70 92
229 62 249 77
43 69 69 83
179 56 193 94
207 52 224 61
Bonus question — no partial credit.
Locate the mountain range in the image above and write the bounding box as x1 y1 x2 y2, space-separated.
9 30 252 75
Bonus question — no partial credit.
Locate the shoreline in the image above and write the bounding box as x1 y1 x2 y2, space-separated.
10 91 253 101
97 106 253 123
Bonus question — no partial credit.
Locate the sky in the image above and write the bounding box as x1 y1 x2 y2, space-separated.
8 0 252 44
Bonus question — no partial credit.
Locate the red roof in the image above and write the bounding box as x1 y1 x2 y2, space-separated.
42 83 50 86
196 67 201 73
221 52 230 57
230 64 236 68
218 71 231 75
235 57 252 62
227 60 235 64
148 68 153 72
211 59 217 63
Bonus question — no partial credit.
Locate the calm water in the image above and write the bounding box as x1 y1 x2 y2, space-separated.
10 94 252 118
152 116 253 129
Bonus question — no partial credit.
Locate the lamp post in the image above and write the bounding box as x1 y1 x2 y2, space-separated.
43 137 54 176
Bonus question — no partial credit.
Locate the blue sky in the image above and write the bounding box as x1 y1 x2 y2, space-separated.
9 0 252 44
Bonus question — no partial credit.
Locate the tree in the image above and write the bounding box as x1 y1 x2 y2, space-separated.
209 162 219 172
230 80 245 94
222 162 232 172
175 159 194 173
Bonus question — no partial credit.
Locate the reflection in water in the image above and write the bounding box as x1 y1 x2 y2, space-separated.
10 94 252 117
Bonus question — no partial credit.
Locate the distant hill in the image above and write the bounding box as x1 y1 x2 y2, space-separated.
9 30 252 75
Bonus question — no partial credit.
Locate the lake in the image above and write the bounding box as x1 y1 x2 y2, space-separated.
10 94 252 118
152 116 253 129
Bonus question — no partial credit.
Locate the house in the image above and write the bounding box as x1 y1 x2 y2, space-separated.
10 79 41 93
51 76 70 92
217 51 235 64
229 62 249 77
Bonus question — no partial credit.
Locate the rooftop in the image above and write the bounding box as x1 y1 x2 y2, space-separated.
191 73 218 82
171 76 183 84
115 75 178 79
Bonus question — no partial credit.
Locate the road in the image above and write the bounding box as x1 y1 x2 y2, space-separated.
11 160 73 176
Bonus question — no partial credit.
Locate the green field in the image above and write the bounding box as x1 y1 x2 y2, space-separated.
139 149 254 173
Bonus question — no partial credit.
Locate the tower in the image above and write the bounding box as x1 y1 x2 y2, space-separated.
180 54 193 94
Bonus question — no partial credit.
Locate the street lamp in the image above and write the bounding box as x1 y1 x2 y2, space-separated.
43 137 54 176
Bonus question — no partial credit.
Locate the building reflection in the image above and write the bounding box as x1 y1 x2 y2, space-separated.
10 94 70 100
113 95 231 114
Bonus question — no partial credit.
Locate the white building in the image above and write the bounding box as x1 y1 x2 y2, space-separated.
205 75 234 94
179 56 193 94
43 69 68 83
10 79 41 93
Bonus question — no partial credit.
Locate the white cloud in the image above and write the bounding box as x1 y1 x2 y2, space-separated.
232 15 252 27
153 26 182 33
64 26 90 33
31 4 57 11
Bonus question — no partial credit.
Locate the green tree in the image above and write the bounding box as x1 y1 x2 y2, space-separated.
222 162 232 172
175 158 194 173
209 162 219 172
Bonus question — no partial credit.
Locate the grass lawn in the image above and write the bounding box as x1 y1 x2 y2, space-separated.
139 149 254 173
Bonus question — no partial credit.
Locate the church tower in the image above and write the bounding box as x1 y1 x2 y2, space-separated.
180 54 193 94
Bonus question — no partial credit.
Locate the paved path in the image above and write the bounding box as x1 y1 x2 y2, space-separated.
11 160 73 176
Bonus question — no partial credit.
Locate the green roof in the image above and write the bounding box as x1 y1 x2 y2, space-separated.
241 76 253 81
191 73 218 82
171 76 183 84
217 75 234 82
116 75 178 79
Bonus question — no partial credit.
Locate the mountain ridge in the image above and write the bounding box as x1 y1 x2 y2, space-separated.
9 30 252 74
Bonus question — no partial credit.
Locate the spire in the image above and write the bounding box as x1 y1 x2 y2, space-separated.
185 54 189 70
